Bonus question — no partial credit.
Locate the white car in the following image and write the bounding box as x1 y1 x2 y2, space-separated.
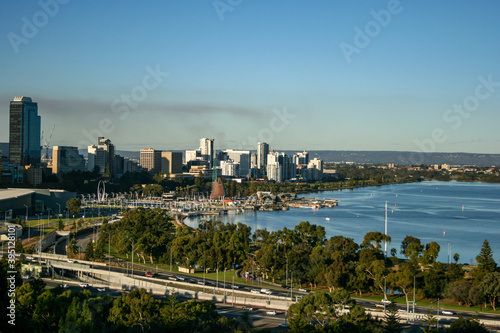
251 289 261 294
97 287 106 292
441 310 455 315
79 283 88 288
266 310 277 315
381 299 392 305
26 256 34 260
67 259 75 263
60 284 69 288
298 288 307 292
231 285 240 289
242 306 254 311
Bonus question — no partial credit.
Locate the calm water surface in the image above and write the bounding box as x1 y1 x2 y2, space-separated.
184 181 500 264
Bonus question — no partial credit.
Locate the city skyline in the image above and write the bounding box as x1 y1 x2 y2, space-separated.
1 1 500 153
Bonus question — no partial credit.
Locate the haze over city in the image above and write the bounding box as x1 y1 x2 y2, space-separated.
1 1 500 153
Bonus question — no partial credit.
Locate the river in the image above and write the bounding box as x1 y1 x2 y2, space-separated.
184 181 500 265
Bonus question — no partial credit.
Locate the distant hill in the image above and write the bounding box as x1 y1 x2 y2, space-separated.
111 149 500 167
298 151 500 166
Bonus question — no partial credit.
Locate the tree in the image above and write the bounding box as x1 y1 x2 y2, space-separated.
476 239 497 276
387 263 415 304
453 253 460 264
420 310 438 333
480 272 500 311
84 241 94 261
400 235 423 262
445 280 472 306
384 302 403 333
446 315 488 333
423 263 446 298
66 198 81 215
67 237 78 257
58 218 64 231
194 172 206 192
361 231 391 250
422 241 440 265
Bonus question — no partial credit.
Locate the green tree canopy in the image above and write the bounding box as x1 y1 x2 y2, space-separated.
66 198 81 215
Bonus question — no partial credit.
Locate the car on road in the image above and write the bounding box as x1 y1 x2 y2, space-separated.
298 288 307 292
168 276 178 281
97 287 106 292
261 288 272 294
231 285 239 289
79 283 88 288
441 310 455 315
266 310 277 315
145 272 155 277
60 284 68 288
381 299 392 305
251 289 261 294
67 259 76 263
278 323 288 328
197 280 206 285
242 306 254 311
175 276 185 281
26 256 34 260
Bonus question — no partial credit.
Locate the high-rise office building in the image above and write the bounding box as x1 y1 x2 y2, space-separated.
294 151 309 166
87 137 115 176
9 97 41 166
87 145 107 174
266 151 296 182
52 146 86 174
257 142 269 174
199 138 214 168
161 151 183 174
140 148 162 173
224 149 250 178
98 137 115 175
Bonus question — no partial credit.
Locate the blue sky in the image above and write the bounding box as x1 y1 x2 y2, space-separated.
1 1 499 154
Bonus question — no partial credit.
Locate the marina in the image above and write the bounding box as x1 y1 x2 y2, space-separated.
184 181 500 265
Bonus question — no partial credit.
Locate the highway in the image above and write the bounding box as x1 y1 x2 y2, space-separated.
27 255 500 329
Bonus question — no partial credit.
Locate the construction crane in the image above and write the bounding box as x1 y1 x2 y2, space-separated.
41 124 55 162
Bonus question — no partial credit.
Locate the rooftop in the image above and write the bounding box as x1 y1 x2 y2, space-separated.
0 188 35 201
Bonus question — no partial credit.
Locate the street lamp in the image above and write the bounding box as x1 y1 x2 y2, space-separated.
56 203 61 217
23 205 29 238
216 258 223 290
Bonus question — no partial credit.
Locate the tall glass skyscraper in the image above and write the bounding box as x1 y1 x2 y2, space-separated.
9 96 41 166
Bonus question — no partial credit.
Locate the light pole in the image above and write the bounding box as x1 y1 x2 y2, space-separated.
23 205 29 238
131 239 135 284
217 258 223 290
107 232 111 287
56 203 61 217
